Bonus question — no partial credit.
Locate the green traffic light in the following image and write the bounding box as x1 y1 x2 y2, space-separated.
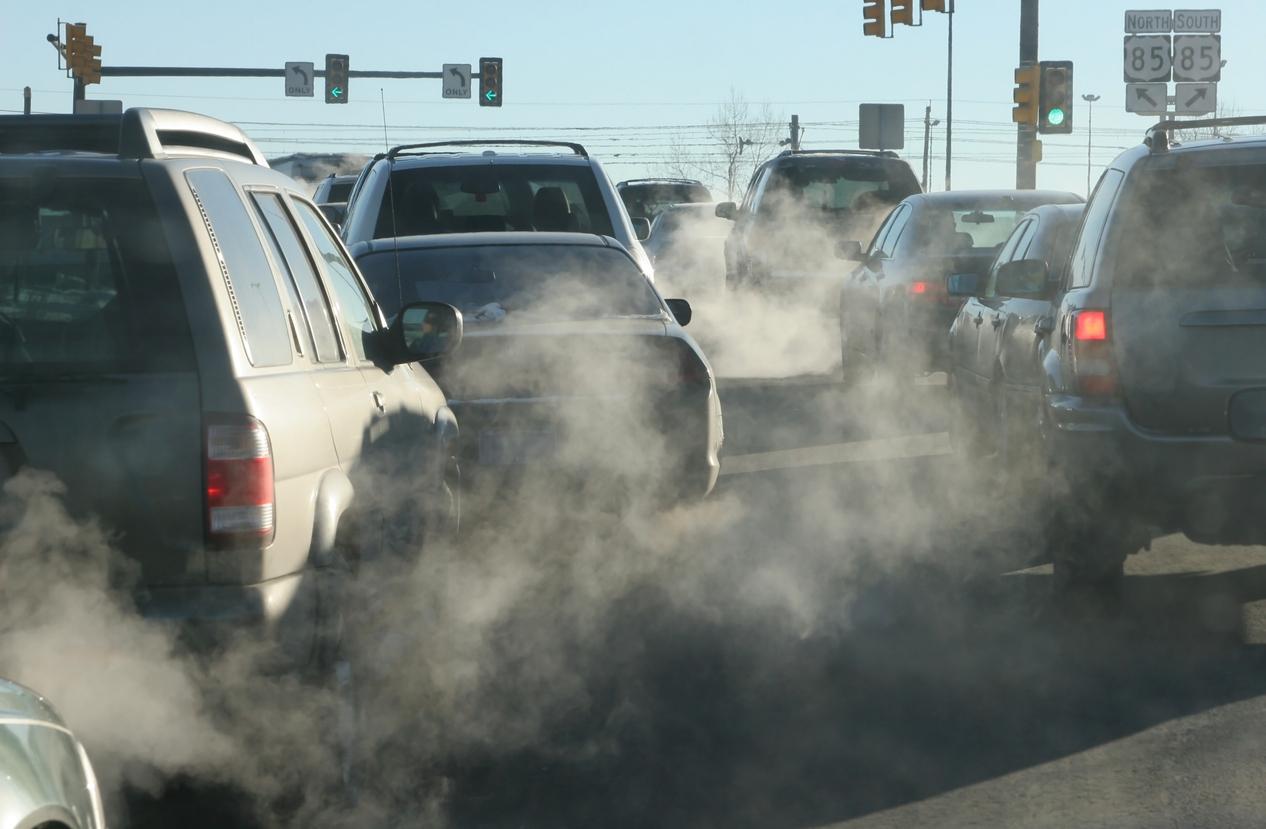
1046 107 1065 126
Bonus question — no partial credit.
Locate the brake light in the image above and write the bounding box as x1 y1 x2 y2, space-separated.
910 281 929 295
1074 309 1107 341
205 417 274 543
1070 309 1117 397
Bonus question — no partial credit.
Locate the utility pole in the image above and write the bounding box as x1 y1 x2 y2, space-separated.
1016 0 1039 189
788 114 802 150
22 87 31 115
1082 93 1100 195
921 104 940 191
945 0 955 191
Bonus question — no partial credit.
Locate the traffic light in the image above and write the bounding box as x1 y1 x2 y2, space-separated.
863 0 885 37
1038 60 1074 134
479 57 503 107
891 0 917 26
324 54 348 104
921 0 948 10
1012 65 1039 126
63 22 102 86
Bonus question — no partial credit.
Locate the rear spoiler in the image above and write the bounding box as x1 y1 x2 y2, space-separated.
1145 115 1266 154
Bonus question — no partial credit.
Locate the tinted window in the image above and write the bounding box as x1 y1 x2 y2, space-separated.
986 218 1036 297
879 205 911 257
358 245 661 322
620 182 712 219
186 169 291 367
868 205 903 254
0 177 194 373
1112 162 1266 289
1068 169 1124 288
294 201 377 361
763 158 919 212
328 181 354 202
374 163 614 238
251 193 342 363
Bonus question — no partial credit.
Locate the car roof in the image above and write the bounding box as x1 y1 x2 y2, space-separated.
908 189 1083 209
381 152 593 170
355 231 621 255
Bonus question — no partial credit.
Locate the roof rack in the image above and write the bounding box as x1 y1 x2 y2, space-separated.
777 148 901 159
1145 115 1266 154
386 139 588 160
616 177 705 186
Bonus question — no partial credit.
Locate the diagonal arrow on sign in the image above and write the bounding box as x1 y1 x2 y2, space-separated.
1184 86 1209 108
1136 87 1158 107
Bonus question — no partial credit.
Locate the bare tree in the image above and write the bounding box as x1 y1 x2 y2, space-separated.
658 89 783 200
1181 102 1266 140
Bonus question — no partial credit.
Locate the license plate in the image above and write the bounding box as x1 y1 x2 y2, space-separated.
478 430 557 465
1229 389 1266 442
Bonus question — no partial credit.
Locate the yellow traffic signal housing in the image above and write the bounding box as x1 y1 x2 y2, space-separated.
891 0 916 25
63 22 102 85
1012 65 1039 125
1024 139 1044 163
63 23 85 73
863 0 886 37
922 0 948 10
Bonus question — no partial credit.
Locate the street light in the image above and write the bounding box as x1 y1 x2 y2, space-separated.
1082 93 1101 195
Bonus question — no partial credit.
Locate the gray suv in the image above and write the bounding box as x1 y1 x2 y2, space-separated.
1027 116 1266 593
0 109 461 664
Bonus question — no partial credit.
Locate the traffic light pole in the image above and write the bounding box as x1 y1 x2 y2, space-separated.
944 0 954 191
1016 0 1039 189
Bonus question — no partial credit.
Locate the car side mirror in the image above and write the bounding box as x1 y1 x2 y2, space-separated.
715 201 737 221
665 297 692 327
836 240 865 261
318 202 347 231
392 301 463 364
632 217 652 242
946 272 983 297
994 259 1051 299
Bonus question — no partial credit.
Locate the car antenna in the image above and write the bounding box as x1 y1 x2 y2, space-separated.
381 88 403 314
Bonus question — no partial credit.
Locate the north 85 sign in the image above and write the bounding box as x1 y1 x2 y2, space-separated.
1123 35 1172 83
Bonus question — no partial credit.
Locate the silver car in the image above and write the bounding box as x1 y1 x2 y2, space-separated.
0 679 106 829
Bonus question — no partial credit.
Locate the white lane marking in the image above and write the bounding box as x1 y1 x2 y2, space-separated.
721 432 952 476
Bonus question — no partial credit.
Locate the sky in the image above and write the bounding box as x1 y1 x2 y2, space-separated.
4 0 1263 198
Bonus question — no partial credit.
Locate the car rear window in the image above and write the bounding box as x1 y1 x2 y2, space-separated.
0 176 195 374
764 158 920 212
327 180 354 202
621 183 712 219
358 245 660 322
1113 162 1266 288
374 163 615 239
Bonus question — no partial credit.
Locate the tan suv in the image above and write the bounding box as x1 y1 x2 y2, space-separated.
0 108 462 665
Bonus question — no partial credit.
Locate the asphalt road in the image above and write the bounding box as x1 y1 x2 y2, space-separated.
123 369 1266 828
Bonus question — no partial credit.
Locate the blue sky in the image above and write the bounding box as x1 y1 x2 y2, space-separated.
5 0 1262 196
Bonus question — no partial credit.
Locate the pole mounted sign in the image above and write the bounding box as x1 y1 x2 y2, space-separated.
859 104 905 150
284 61 313 97
442 64 471 99
1122 8 1221 116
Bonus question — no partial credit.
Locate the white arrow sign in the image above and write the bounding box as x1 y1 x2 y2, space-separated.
285 61 314 98
442 63 471 99
1175 81 1217 115
1126 82 1169 115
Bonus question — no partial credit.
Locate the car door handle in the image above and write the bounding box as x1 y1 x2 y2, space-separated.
973 313 983 327
372 391 386 414
991 314 1005 329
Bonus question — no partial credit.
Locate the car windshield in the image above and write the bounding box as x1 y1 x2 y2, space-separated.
0 176 193 373
1113 162 1266 288
358 244 661 322
373 163 615 239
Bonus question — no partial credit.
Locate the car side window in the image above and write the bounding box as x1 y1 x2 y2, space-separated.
748 168 774 216
250 192 343 363
878 204 911 258
293 200 379 362
185 169 292 367
986 218 1035 297
867 206 901 255
1067 169 1125 288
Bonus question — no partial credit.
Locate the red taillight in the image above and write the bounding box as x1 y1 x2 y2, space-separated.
910 280 929 295
1070 310 1117 397
205 417 274 542
1074 309 1108 341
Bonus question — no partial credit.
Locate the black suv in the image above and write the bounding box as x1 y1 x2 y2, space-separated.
1002 117 1266 593
715 150 921 293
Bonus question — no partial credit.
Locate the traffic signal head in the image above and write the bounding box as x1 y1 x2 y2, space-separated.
479 57 503 107
921 0 948 10
325 53 349 104
1038 60 1074 134
891 0 916 26
63 22 102 85
1012 65 1039 126
863 0 885 37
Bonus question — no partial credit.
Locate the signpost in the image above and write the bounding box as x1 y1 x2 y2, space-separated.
859 103 905 150
442 63 471 99
1122 8 1223 117
284 61 313 97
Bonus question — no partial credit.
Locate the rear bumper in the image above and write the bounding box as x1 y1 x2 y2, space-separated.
1046 393 1266 542
133 569 321 666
